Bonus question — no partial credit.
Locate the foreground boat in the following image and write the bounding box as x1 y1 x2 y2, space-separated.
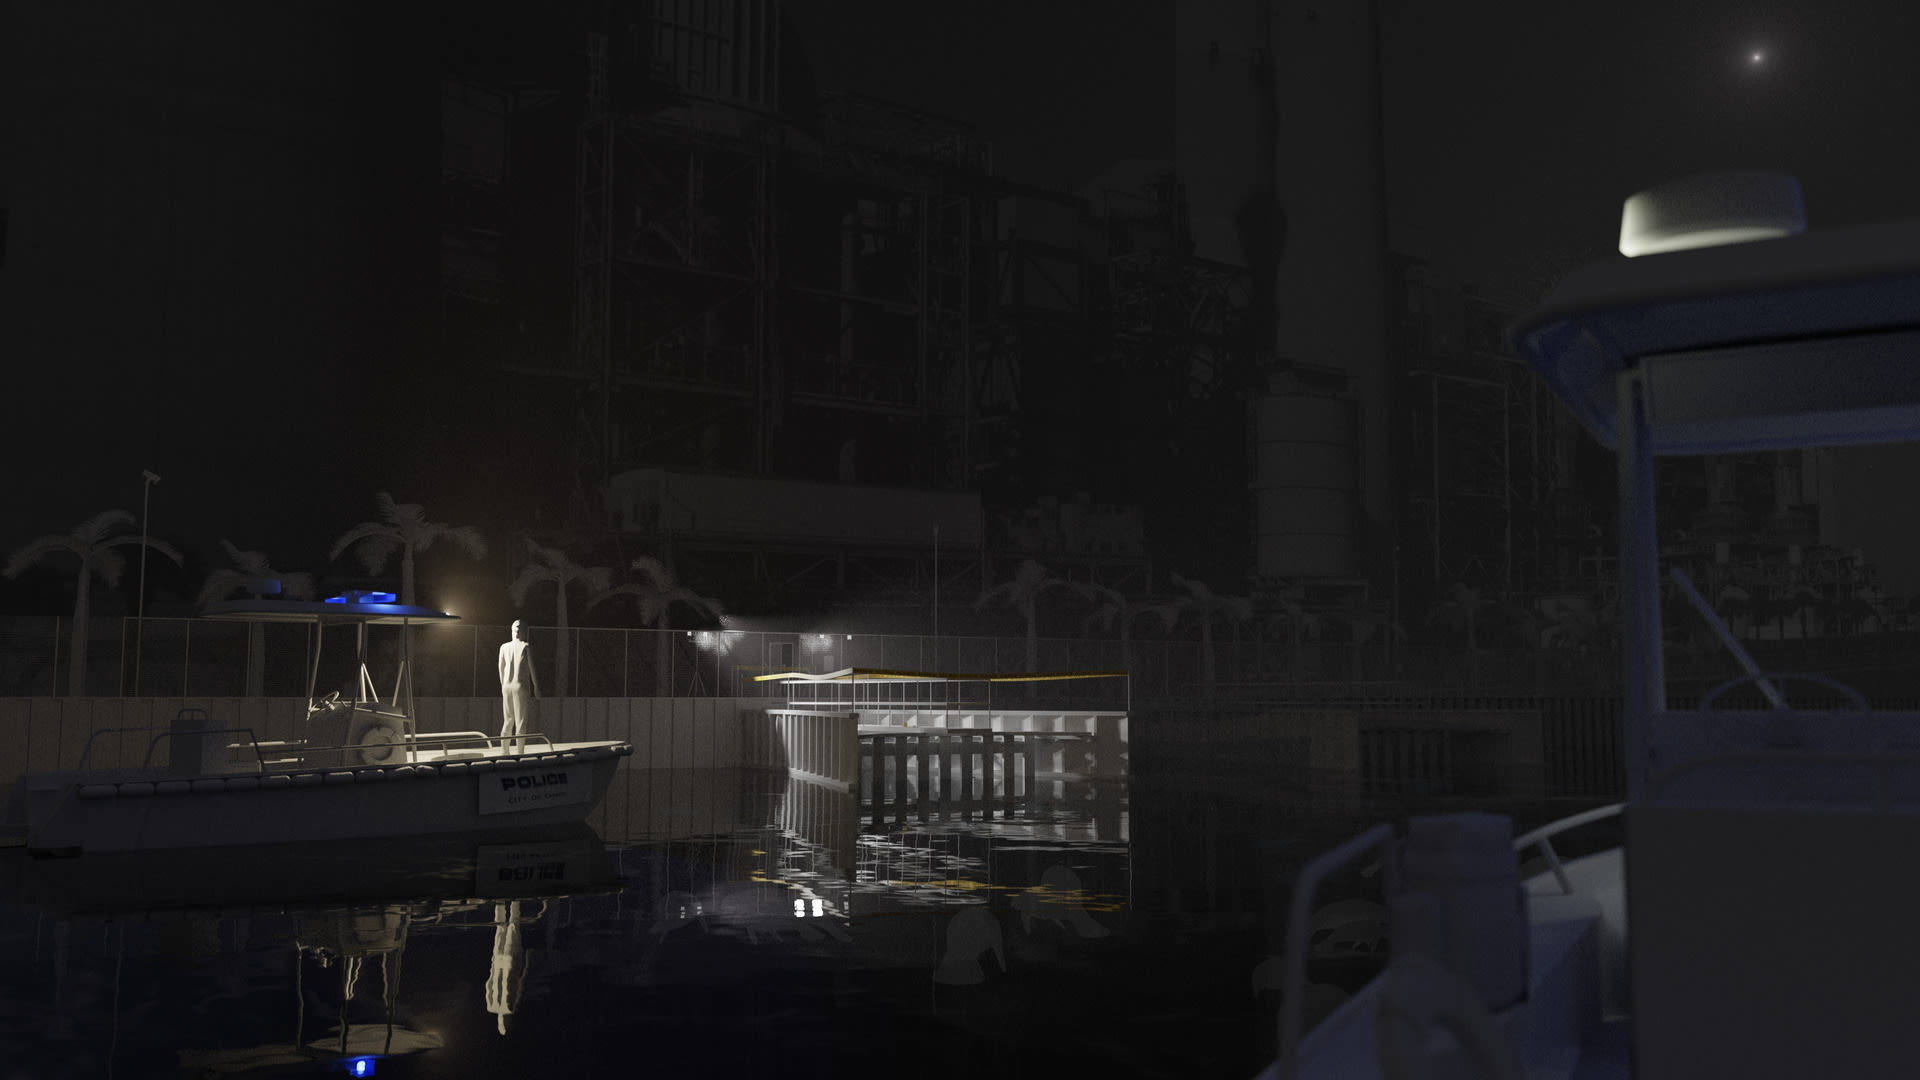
1266 172 1920 1080
0 593 631 854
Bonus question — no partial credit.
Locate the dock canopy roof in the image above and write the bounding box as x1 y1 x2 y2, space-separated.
200 598 459 625
754 667 1128 685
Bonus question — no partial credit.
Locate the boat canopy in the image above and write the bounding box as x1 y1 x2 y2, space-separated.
1511 217 1920 455
754 667 1128 685
201 598 459 625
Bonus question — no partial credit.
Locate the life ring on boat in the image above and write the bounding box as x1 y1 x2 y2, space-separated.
356 722 403 765
1373 952 1522 1080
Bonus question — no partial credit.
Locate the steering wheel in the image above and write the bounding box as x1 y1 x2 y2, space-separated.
1698 670 1870 711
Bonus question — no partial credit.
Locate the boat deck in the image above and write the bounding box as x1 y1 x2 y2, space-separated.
1280 848 1628 1080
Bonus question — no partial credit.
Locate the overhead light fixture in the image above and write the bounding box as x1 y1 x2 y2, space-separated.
1618 171 1804 257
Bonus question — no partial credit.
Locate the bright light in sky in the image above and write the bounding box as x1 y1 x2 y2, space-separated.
1749 48 1766 65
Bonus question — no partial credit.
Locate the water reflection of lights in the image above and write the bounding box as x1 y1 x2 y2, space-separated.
7 828 622 1073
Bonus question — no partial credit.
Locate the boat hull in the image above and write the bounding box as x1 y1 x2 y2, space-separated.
0 821 622 917
11 741 632 854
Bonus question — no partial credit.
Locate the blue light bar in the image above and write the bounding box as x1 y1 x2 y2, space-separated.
324 591 398 605
345 1056 376 1077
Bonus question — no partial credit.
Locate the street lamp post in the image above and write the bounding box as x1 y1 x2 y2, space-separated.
133 469 161 696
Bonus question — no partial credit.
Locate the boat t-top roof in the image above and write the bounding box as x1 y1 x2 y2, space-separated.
1510 172 1920 799
754 667 1128 685
201 592 455 711
1513 179 1920 456
201 597 459 626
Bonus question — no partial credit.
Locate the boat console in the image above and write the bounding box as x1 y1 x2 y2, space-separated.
1275 172 1920 1079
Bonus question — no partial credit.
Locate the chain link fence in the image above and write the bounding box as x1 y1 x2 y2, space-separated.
31 614 1920 703
0 614 1647 703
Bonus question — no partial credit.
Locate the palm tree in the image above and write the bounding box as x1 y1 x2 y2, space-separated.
5 510 183 696
1335 606 1406 687
1426 582 1492 688
1071 581 1179 668
329 493 488 607
588 556 725 696
976 559 1072 674
196 540 315 696
1168 572 1253 699
507 540 613 698
1268 585 1324 685
1535 594 1601 687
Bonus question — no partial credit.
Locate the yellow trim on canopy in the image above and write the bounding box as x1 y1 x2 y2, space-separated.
753 667 1128 685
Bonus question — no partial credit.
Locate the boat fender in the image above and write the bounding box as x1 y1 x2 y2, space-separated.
616 744 634 756
470 761 497 773
260 775 292 790
120 782 155 797
78 784 118 800
323 772 355 786
227 777 260 792
558 752 578 764
190 778 225 794
1373 952 1523 1080
291 773 321 787
349 711 405 766
442 762 470 774
156 780 193 796
390 766 415 780
411 764 435 777
354 768 388 783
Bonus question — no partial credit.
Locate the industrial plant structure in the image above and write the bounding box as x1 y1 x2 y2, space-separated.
2 0 1895 677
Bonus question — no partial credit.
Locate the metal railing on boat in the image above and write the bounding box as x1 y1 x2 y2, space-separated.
1512 802 1625 895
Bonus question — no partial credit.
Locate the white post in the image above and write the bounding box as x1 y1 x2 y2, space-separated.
1617 373 1665 800
133 469 161 696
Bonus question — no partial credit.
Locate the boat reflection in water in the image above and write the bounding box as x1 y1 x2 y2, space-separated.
0 765 1135 1076
0 824 621 1076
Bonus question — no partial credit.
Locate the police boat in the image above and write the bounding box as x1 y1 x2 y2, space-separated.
0 591 631 854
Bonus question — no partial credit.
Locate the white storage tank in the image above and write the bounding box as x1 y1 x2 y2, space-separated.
1250 391 1359 578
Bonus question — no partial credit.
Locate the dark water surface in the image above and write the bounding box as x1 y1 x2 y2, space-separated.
0 764 1602 1079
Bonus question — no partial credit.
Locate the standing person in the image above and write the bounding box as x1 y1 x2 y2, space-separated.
498 620 540 751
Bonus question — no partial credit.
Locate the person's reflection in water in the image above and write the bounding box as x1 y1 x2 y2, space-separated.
486 901 539 1034
932 907 1006 985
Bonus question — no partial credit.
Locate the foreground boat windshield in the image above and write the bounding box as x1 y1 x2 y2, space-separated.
1271 188 1920 1080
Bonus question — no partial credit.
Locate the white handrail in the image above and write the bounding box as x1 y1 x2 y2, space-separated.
1512 802 1625 895
140 727 263 768
1275 823 1394 1080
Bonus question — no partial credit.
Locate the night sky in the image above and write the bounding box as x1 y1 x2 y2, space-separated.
795 0 1920 301
8 1 1920 616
